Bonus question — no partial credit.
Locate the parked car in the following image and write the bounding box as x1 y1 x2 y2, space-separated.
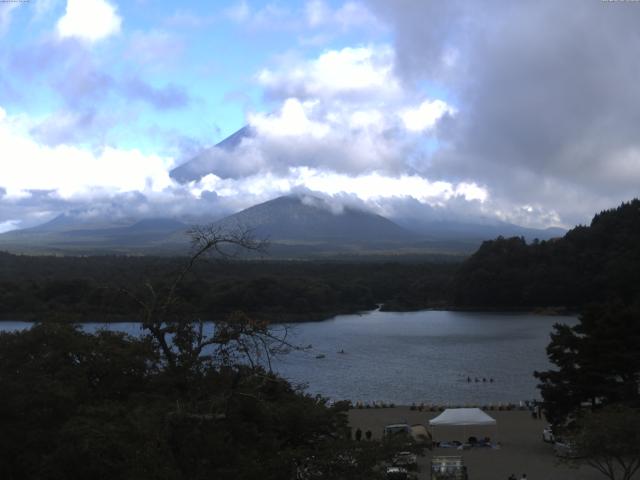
384 423 411 437
392 451 418 469
542 425 555 443
386 466 409 479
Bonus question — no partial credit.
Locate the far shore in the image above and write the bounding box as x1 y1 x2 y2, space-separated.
0 305 578 324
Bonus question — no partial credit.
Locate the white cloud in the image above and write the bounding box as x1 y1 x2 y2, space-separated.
234 97 406 176
189 167 486 211
0 103 530 231
289 168 487 203
257 45 400 100
364 0 640 227
56 0 121 43
0 106 173 199
401 99 456 132
237 46 456 178
249 99 329 138
0 219 20 233
171 46 454 184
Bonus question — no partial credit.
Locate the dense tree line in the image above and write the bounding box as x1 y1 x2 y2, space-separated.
452 199 640 309
3 199 640 319
533 302 640 480
0 228 421 479
0 317 415 479
516 203 640 479
535 302 640 426
0 253 457 321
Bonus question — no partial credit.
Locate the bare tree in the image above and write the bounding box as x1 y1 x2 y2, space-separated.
122 225 293 373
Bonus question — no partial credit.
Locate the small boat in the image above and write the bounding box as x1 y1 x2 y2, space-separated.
338 349 346 354
315 354 326 359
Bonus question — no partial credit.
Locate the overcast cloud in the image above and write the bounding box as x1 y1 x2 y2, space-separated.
1 0 639 231
366 0 640 226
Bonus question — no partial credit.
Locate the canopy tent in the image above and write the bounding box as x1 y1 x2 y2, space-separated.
428 408 497 443
429 408 496 427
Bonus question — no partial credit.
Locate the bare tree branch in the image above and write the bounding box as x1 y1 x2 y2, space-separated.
126 225 301 376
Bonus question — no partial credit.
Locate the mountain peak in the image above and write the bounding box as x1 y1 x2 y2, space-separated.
170 126 255 183
213 194 412 243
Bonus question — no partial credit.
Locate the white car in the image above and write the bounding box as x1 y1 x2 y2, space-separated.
542 425 555 443
392 451 418 468
384 424 411 437
385 466 409 480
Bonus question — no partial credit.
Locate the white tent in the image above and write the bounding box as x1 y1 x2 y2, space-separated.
428 408 497 443
429 408 496 427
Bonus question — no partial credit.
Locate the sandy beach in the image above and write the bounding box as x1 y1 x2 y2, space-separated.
348 407 602 480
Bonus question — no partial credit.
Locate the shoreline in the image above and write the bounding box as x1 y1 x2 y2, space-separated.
0 305 578 324
347 401 535 412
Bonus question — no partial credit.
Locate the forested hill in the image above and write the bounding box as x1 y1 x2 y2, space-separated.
0 254 456 322
452 199 640 309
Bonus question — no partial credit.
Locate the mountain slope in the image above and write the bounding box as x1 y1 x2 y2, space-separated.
0 193 567 257
62 218 188 238
170 126 254 183
213 195 413 243
0 217 189 254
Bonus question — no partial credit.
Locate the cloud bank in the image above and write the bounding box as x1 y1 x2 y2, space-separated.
366 0 640 226
3 0 640 234
56 0 121 43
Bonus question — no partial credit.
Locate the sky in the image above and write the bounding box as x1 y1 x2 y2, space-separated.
1 0 640 233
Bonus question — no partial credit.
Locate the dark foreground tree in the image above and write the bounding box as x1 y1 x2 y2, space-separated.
567 405 640 480
0 226 417 479
534 302 640 425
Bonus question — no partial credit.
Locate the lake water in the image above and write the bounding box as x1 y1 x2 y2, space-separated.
0 309 576 405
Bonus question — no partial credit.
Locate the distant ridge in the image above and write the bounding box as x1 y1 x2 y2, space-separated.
0 216 189 254
212 194 413 243
0 193 567 257
65 218 188 237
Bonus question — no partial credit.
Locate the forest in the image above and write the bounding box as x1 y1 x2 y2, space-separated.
0 251 457 322
1 201 639 479
1 200 640 322
452 199 640 310
0 227 422 480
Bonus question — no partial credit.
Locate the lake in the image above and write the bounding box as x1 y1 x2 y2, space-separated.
0 309 575 405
